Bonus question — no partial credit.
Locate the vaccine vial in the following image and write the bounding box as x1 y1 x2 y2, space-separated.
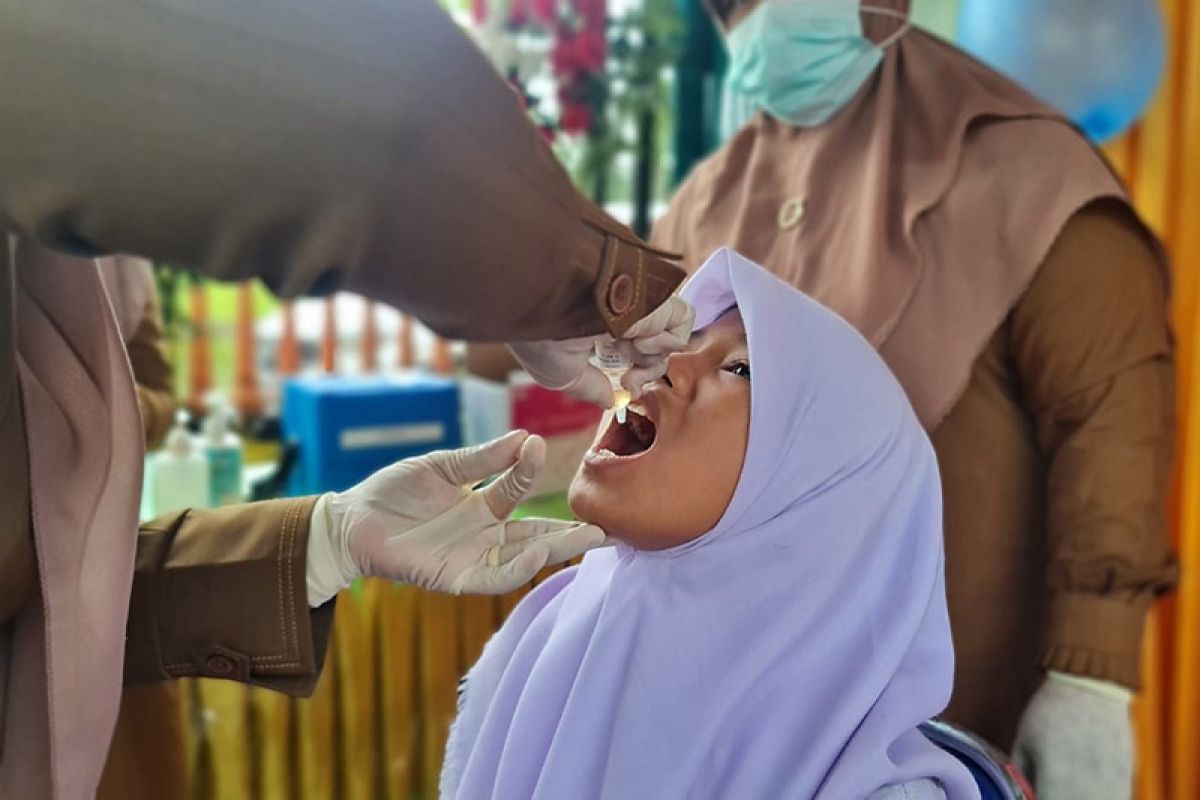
591 341 631 423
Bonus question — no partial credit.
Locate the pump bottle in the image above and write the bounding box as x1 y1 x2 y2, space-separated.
151 410 210 515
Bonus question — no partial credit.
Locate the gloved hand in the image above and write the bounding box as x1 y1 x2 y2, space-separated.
1012 670 1134 800
509 294 695 406
305 430 606 605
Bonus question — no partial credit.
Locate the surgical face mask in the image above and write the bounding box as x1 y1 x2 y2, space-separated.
720 1 909 139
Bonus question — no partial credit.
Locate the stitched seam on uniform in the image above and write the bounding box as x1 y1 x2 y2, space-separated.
167 505 305 677
247 498 302 665
276 500 288 653
249 499 302 665
284 497 299 655
153 510 190 680
633 249 644 321
619 248 648 326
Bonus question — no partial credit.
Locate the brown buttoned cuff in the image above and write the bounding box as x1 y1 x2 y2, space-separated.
1040 592 1156 690
580 216 685 338
126 497 335 697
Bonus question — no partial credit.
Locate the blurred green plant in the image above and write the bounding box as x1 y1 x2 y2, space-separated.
577 0 682 210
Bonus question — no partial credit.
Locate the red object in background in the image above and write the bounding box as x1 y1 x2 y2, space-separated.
575 0 606 28
560 102 592 134
575 0 608 53
511 383 603 438
508 0 530 26
1005 764 1036 798
575 28 607 71
472 0 488 24
531 0 556 23
494 0 608 139
551 29 606 75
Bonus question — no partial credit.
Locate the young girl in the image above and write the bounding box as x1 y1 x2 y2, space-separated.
441 249 980 799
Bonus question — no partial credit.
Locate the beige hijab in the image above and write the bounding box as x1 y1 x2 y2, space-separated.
653 1 1151 428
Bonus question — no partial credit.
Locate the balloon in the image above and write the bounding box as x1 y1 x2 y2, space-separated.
957 0 1165 143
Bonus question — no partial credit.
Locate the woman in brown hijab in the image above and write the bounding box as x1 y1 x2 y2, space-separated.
651 1 1178 797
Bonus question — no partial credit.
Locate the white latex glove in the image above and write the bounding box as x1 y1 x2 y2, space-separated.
305 431 606 605
509 294 695 406
1012 671 1134 800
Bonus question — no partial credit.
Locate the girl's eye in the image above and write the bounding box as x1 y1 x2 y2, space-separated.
723 360 751 380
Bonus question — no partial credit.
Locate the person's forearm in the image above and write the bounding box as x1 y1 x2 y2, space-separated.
126 498 334 695
1014 206 1178 687
1038 359 1177 687
0 0 682 341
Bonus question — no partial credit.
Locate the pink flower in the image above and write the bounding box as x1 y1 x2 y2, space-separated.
573 0 607 30
560 103 592 135
573 28 606 72
551 29 605 76
508 0 530 26
550 39 578 76
531 0 557 23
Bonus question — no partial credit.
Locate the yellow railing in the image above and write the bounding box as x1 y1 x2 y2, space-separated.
177 579 535 800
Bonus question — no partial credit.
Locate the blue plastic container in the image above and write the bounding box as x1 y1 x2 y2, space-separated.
283 374 461 494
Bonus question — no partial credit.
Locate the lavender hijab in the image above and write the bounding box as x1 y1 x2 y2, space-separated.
441 248 979 799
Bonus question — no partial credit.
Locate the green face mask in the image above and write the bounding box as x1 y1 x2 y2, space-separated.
721 1 908 139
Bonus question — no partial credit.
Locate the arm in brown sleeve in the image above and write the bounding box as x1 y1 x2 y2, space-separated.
0 0 681 341
126 290 176 450
1011 201 1179 688
125 497 335 696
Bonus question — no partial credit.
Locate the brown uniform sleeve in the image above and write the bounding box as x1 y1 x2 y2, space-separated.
1010 201 1179 688
126 291 176 450
0 0 681 341
125 497 335 696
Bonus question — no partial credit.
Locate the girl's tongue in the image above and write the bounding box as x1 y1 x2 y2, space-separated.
594 407 657 458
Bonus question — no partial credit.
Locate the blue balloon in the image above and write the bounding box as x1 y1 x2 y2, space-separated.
957 0 1165 143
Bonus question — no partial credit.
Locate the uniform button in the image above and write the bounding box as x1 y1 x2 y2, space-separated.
205 654 235 676
778 196 805 230
608 274 635 315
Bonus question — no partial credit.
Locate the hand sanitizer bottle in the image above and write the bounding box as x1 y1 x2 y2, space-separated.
203 397 244 507
151 410 210 515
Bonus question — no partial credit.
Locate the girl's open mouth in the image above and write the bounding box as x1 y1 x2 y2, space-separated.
585 405 658 466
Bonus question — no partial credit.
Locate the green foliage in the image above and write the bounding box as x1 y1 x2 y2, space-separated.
571 0 683 204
